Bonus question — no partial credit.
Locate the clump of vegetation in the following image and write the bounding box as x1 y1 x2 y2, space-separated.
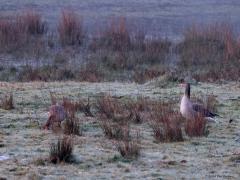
99 116 130 140
0 10 46 54
116 131 141 160
58 10 84 46
96 95 124 119
0 93 14 110
64 114 81 136
21 10 47 35
184 114 207 137
62 97 93 117
148 102 184 142
49 136 74 164
177 23 240 81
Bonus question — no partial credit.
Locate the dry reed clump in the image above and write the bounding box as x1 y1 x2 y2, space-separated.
99 116 130 140
96 95 124 119
178 23 240 81
184 114 207 137
49 136 74 164
90 17 131 51
115 131 141 159
62 97 93 117
64 113 81 136
0 93 14 110
77 62 104 82
148 102 184 142
21 10 47 35
97 95 133 139
58 10 84 46
0 10 46 53
127 97 151 123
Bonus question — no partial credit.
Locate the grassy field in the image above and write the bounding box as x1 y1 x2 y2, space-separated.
0 1 240 179
0 80 239 179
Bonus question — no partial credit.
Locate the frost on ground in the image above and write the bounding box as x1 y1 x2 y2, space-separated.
0 80 239 179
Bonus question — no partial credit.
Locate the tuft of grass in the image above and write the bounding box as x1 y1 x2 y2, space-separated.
178 23 240 81
49 136 74 164
58 10 84 46
21 10 47 35
99 116 130 140
62 97 93 117
116 131 141 160
0 93 14 110
64 115 81 136
96 95 122 119
148 102 184 142
184 114 207 137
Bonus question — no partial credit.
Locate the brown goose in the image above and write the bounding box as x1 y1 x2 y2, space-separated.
180 83 218 121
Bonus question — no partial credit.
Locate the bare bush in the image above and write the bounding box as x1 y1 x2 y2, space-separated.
58 10 84 46
64 115 81 136
178 23 240 81
184 114 207 137
148 102 183 142
116 131 141 159
99 115 130 140
49 136 74 164
0 93 14 110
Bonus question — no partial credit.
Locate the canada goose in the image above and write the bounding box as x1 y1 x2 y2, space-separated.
180 83 218 121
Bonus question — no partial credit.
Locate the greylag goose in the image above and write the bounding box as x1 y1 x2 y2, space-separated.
180 83 218 122
43 103 66 129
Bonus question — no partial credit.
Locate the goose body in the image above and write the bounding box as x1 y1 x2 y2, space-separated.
180 83 218 121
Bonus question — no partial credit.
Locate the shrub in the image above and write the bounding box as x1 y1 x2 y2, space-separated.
49 136 74 164
64 115 81 136
62 97 93 117
116 131 141 159
21 10 47 35
0 93 14 110
184 114 207 137
96 95 123 119
0 10 46 53
58 10 84 46
99 116 130 140
92 17 131 51
178 23 240 81
148 102 183 142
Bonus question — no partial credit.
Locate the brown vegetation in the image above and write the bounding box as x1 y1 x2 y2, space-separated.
178 23 240 81
184 114 207 137
49 136 74 164
116 131 141 159
148 102 184 142
58 10 84 46
64 114 81 136
0 93 14 110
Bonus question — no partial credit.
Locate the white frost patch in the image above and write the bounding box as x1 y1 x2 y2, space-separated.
0 155 10 161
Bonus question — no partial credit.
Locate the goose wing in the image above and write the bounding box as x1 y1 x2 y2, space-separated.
192 103 218 118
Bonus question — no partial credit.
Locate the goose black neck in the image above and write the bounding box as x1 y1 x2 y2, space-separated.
185 83 190 98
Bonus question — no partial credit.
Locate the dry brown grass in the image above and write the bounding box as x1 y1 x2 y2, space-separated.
148 102 184 142
58 10 84 46
178 23 240 81
91 17 130 51
184 114 207 137
0 10 46 53
0 93 14 110
115 131 141 159
96 95 124 119
49 136 74 164
64 114 81 136
99 116 130 140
